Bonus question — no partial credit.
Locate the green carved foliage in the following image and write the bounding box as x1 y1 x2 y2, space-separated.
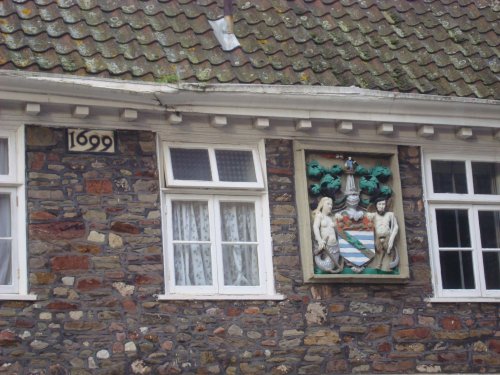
370 165 392 183
306 160 325 179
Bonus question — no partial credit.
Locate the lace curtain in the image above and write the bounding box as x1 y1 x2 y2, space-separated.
0 194 11 285
172 200 259 287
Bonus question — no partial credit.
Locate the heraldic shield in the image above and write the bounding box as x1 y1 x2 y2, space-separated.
337 230 375 267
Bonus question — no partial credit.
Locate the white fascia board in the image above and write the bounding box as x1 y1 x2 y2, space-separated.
0 70 174 111
0 70 499 129
159 85 500 129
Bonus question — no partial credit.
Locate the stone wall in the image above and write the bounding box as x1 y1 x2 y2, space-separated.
0 128 497 374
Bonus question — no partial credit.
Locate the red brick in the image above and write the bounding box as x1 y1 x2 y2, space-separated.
377 342 392 353
47 301 78 310
437 352 468 362
50 255 89 271
488 339 500 354
76 277 102 291
227 307 242 317
30 211 57 220
29 152 45 170
122 300 136 313
30 221 85 240
441 316 462 330
393 327 431 341
85 179 113 194
244 307 260 315
372 360 414 373
111 221 140 234
366 324 391 340
15 319 35 328
135 274 162 285
73 244 101 255
0 330 19 347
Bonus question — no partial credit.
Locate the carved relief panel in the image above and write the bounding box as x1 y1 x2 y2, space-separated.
294 142 409 283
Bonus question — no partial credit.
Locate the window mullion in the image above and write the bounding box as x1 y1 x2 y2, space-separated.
472 207 488 295
211 197 223 292
208 148 219 183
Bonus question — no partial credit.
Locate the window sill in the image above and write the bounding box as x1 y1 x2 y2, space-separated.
0 294 37 301
426 296 499 303
157 293 286 301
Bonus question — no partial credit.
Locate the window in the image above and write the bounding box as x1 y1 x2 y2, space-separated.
425 152 500 300
159 142 280 299
0 127 29 298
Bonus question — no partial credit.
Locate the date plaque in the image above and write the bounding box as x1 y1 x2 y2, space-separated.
67 129 116 153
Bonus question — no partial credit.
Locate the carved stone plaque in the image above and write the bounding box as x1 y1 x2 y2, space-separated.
67 129 116 153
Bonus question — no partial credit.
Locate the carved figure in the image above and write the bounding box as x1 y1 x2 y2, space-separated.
366 198 399 271
312 197 343 273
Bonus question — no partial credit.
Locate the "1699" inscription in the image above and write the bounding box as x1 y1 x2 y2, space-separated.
67 129 116 153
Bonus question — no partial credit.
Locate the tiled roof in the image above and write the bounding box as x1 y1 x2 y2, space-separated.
0 0 498 99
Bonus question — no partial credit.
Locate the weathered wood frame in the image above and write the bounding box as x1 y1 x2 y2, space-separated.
294 140 409 283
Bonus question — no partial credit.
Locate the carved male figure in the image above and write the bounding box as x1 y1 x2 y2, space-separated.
367 198 399 271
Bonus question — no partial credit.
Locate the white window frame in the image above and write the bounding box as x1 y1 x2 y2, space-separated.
424 151 500 302
163 143 265 189
0 127 33 300
158 141 282 300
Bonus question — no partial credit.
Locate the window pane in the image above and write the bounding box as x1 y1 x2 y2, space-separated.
0 240 12 285
482 252 500 290
222 245 259 286
472 162 500 195
0 138 8 175
440 251 475 289
478 211 500 249
170 148 212 181
174 244 212 286
220 202 257 242
215 150 257 182
172 201 210 241
436 209 470 248
0 194 11 237
431 161 467 194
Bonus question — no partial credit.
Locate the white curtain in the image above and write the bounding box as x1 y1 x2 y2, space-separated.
220 202 259 286
0 194 11 285
172 201 212 286
0 138 8 175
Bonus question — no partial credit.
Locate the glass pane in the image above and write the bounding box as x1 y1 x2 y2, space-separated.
472 162 500 195
0 194 11 237
172 201 210 241
478 211 500 249
170 148 212 181
482 252 500 289
0 240 12 285
436 209 470 248
431 160 467 194
440 251 475 289
174 244 212 286
0 138 8 175
220 202 257 242
222 245 259 286
215 150 257 182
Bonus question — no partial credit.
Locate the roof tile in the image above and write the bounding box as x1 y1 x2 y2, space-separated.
0 0 497 99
